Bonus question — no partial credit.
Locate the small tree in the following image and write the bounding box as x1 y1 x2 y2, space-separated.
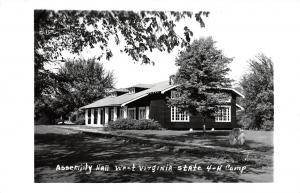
239 53 274 130
168 37 233 131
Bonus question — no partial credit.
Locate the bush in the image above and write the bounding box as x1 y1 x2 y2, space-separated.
261 120 273 131
133 119 162 130
108 118 162 130
74 115 85 125
69 111 85 125
108 118 136 130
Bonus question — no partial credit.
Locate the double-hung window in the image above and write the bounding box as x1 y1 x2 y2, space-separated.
171 106 190 122
170 90 190 122
128 108 136 119
138 107 146 120
215 106 231 122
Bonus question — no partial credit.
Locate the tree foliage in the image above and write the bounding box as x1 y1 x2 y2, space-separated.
34 10 209 99
168 37 233 119
239 53 274 130
35 58 115 123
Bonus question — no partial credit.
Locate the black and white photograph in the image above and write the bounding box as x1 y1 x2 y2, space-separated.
1 0 300 191
33 9 274 183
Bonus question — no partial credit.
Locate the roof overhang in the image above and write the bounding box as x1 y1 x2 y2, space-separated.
120 93 149 107
161 85 245 98
161 85 177 94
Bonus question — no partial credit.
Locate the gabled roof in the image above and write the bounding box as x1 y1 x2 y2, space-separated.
80 80 244 109
80 81 172 109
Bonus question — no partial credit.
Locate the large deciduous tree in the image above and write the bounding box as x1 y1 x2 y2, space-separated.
168 37 233 130
34 10 209 99
239 54 274 130
35 58 115 124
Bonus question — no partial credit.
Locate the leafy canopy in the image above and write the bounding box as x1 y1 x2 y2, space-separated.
168 37 233 117
34 10 209 98
239 53 274 130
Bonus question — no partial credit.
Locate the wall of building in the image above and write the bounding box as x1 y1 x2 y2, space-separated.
148 91 238 130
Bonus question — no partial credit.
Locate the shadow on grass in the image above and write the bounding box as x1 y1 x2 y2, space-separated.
35 131 272 183
139 131 230 142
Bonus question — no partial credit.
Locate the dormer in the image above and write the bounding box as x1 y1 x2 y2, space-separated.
127 84 153 94
110 88 129 97
128 87 136 94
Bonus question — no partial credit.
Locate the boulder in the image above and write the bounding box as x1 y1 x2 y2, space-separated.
229 128 245 145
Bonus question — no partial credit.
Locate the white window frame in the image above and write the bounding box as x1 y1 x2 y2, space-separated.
127 107 136 119
171 106 190 122
170 90 190 122
215 105 231 122
138 107 146 120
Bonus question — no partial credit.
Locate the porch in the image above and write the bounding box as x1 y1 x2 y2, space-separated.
84 106 150 127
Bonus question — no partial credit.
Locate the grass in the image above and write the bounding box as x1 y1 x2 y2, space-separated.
34 125 273 182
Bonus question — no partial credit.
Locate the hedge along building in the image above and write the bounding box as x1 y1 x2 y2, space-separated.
80 79 244 130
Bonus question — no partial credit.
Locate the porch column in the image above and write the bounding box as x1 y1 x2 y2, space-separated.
146 106 149 119
123 106 127 118
113 106 117 121
85 109 88 125
97 108 101 125
104 107 109 125
91 108 94 125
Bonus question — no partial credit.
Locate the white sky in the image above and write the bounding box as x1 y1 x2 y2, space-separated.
62 1 295 88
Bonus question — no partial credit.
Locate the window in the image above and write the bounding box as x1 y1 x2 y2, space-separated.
100 108 105 124
170 90 189 122
128 108 136 119
109 108 114 121
111 92 117 97
87 109 91 124
94 109 98 124
138 107 146 120
215 106 231 122
171 106 189 122
128 88 135 94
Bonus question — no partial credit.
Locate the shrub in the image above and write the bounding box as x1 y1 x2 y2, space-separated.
74 115 85 125
108 118 162 130
261 120 273 131
70 111 85 125
133 119 162 130
108 118 136 130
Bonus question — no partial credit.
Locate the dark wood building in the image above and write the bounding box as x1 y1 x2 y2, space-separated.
81 80 244 130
